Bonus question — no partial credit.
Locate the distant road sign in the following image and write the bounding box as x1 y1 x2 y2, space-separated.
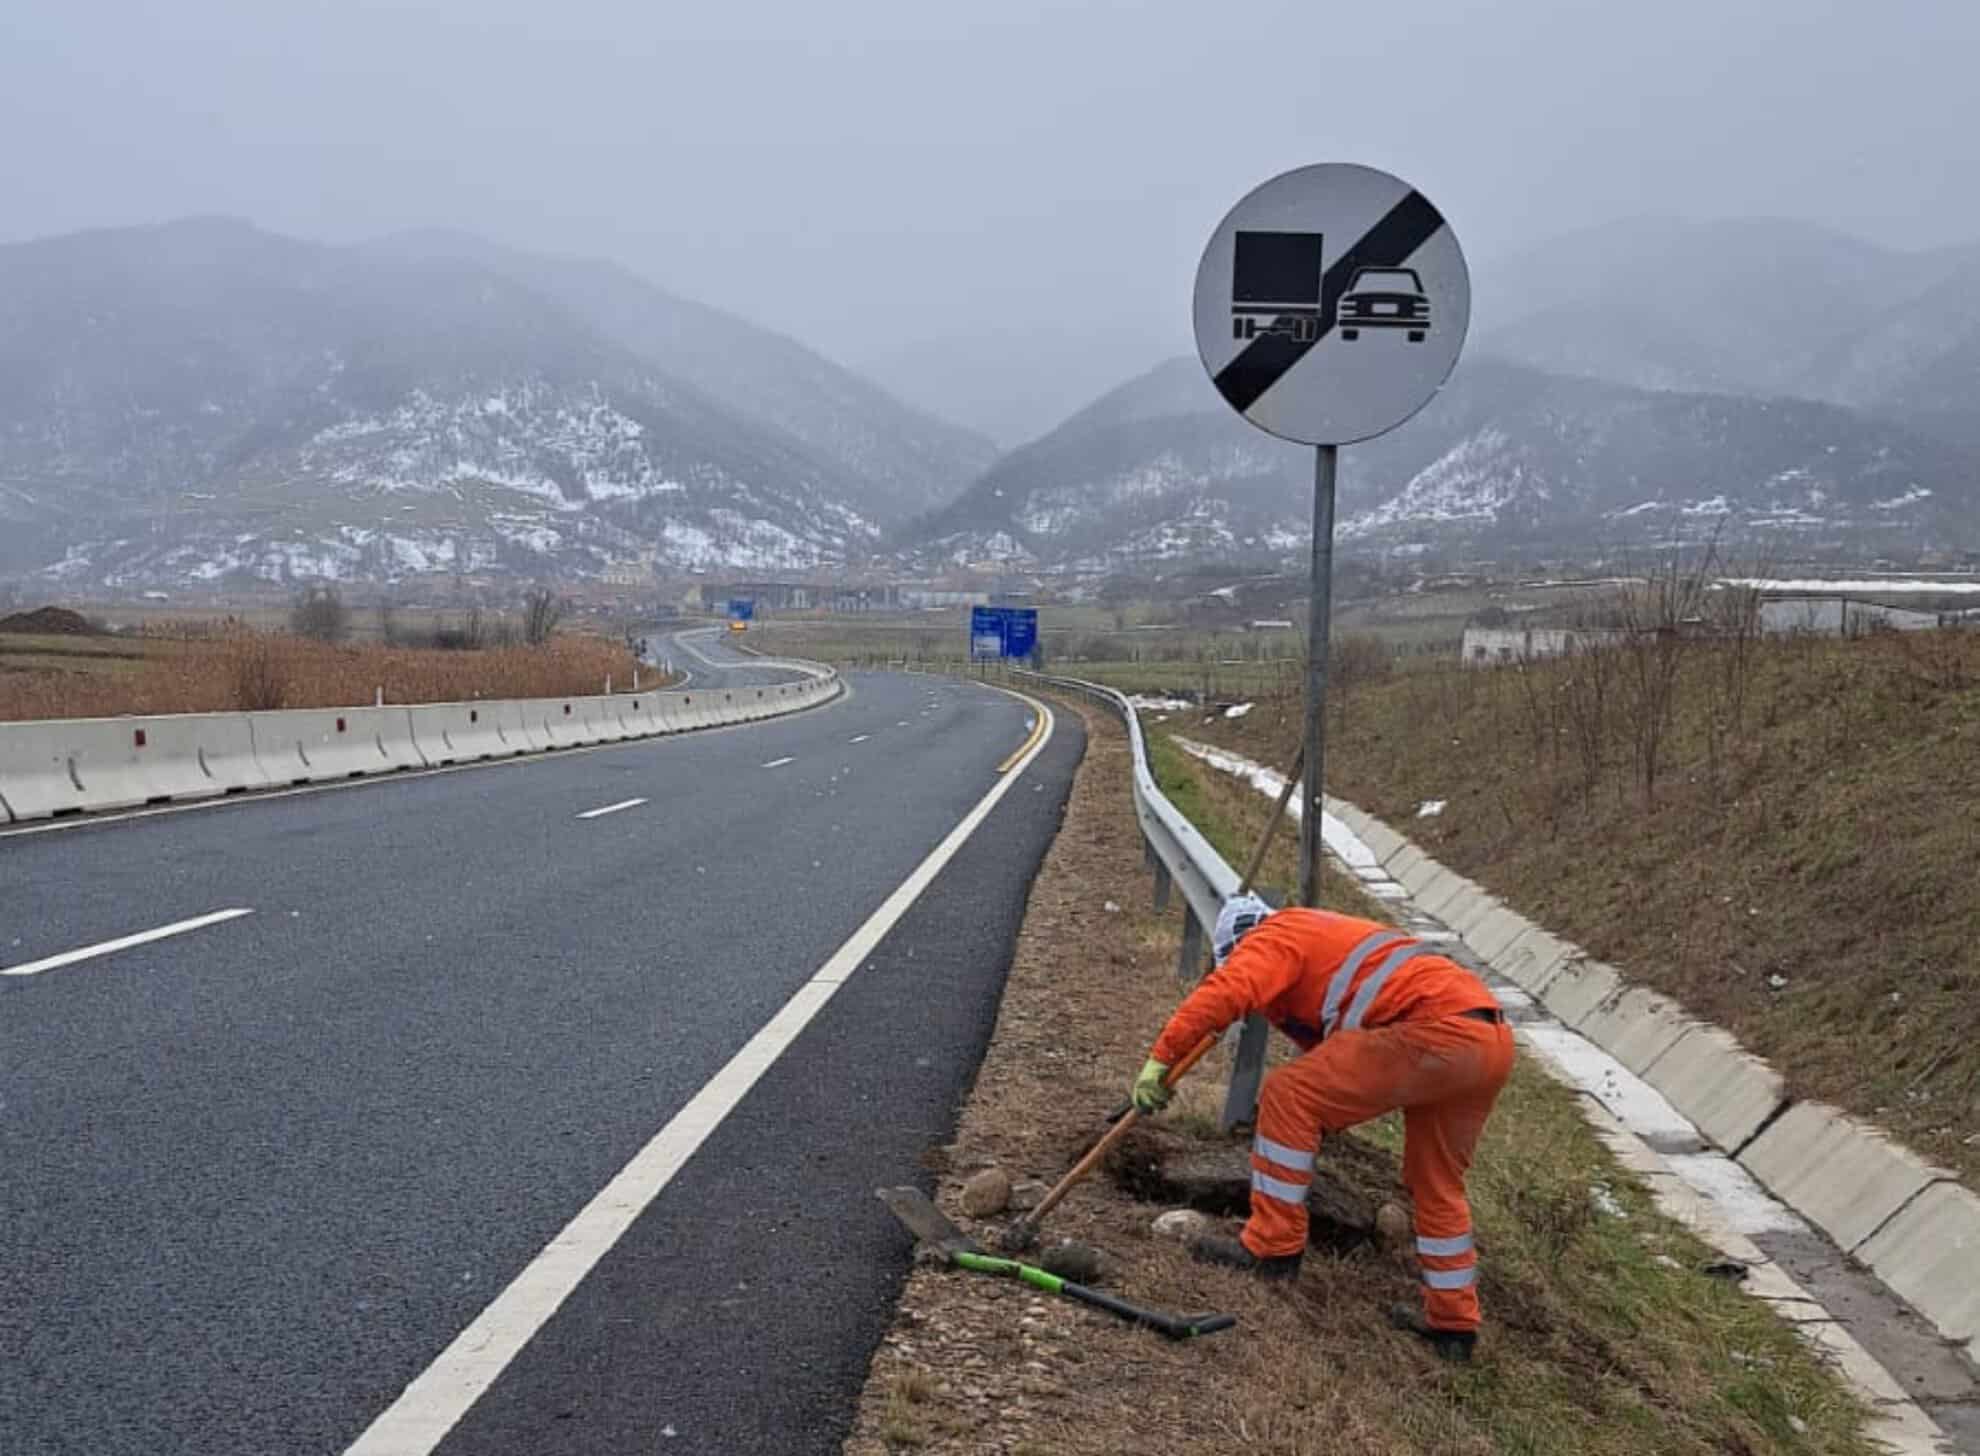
728 598 755 622
969 605 1039 661
1192 163 1469 446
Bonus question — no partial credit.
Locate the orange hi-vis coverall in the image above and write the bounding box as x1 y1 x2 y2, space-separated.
1151 908 1515 1332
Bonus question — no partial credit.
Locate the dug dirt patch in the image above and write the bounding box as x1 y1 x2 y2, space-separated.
0 606 101 636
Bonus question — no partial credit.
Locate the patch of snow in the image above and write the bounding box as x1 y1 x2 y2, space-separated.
1662 1153 1809 1236
1725 577 1980 595
1869 486 1933 512
1223 702 1253 719
1417 799 1446 818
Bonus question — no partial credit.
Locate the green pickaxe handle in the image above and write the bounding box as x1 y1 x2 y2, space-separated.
953 1252 1236 1340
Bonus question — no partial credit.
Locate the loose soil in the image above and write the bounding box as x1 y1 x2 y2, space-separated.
843 698 1873 1456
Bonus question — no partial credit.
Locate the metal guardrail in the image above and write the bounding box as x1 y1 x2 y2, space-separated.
1010 668 1268 1130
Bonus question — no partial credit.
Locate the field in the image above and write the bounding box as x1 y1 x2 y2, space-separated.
0 616 655 721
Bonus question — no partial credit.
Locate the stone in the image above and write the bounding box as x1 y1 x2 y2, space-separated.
1038 1241 1111 1284
1374 1201 1413 1251
1152 1208 1213 1241
1007 1180 1049 1212
960 1166 1013 1217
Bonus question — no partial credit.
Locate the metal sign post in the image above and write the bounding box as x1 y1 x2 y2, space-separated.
1193 162 1469 909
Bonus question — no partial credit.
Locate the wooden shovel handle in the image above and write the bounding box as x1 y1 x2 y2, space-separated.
1029 1033 1218 1226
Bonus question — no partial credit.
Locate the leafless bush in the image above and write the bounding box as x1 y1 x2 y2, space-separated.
225 633 287 711
1329 633 1391 730
522 587 565 646
290 584 350 643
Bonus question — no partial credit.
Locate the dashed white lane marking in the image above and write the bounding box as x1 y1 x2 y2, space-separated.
897 721 910 728
2 908 256 979
340 692 1056 1456
576 798 647 820
848 734 870 744
761 756 795 769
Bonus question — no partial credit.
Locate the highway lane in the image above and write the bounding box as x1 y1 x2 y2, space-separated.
655 626 809 688
0 671 1080 1455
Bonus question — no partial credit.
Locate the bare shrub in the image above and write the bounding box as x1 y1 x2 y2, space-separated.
290 584 350 643
225 633 288 711
522 587 565 646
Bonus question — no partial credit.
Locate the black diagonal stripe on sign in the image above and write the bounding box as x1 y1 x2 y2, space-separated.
1214 190 1446 415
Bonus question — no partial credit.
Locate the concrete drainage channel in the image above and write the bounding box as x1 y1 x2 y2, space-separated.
0 662 842 825
1175 737 1980 1456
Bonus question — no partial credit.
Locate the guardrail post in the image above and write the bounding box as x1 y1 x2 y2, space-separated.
1220 1015 1269 1131
1176 910 1204 982
1151 860 1171 912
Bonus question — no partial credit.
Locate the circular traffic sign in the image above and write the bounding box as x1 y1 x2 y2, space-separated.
1192 163 1469 446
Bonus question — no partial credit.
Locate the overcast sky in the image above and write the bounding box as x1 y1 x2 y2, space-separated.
6 0 1978 441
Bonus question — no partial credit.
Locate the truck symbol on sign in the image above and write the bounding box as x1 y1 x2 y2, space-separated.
1230 230 1324 344
1337 267 1430 342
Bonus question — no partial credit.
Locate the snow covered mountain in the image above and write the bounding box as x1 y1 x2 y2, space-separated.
903 355 1980 568
1480 217 1980 446
0 217 992 587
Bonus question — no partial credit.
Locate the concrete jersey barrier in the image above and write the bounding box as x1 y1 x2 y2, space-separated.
0 664 840 823
0 712 268 821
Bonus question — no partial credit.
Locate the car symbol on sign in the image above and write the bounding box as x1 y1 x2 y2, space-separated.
1337 267 1429 342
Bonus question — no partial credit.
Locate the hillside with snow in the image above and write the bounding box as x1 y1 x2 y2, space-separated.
0 218 987 588
902 356 1980 568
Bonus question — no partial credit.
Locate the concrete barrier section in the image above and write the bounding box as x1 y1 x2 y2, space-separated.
1638 1024 1785 1154
1529 950 1612 1017
406 702 504 765
1736 1103 1952 1254
0 713 273 820
1857 1182 1980 1344
485 701 534 754
251 708 426 783
1574 986 1698 1075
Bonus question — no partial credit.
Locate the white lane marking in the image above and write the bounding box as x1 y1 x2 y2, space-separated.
761 756 795 769
848 734 870 744
1 908 256 979
341 692 1055 1456
576 798 647 820
897 721 910 728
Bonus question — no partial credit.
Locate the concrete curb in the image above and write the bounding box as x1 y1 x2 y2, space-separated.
1737 1102 1952 1254
1858 1182 1980 1348
1573 986 1698 1075
1638 1025 1785 1154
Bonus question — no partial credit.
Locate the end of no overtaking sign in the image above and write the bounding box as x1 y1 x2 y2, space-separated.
1192 163 1470 447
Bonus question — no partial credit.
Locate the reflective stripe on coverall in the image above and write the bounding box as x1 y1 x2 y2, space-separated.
1151 910 1515 1332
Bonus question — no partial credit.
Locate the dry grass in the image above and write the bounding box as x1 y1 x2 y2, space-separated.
1187 627 1980 1187
0 630 654 721
842 700 1873 1456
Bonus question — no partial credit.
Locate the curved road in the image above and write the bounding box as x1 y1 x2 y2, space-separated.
653 626 809 689
0 672 1082 1455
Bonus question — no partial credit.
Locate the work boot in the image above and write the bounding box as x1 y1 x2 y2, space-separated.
1189 1233 1302 1282
1388 1303 1477 1363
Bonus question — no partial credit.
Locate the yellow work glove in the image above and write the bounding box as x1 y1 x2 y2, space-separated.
1131 1057 1173 1114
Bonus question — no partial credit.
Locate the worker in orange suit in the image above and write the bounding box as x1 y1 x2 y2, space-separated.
1132 893 1514 1361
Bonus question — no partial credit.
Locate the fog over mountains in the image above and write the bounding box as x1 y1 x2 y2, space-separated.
3 214 1977 588
0 218 992 588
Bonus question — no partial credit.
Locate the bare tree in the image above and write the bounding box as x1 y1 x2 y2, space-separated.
290 584 349 643
522 586 565 646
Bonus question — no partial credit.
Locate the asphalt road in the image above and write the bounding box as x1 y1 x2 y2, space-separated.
0 670 1082 1455
656 626 809 688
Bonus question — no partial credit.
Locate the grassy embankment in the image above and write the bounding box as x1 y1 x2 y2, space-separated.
1179 625 1980 1188
849 699 1872 1456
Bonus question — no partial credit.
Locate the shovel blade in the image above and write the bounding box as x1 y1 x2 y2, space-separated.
876 1186 981 1257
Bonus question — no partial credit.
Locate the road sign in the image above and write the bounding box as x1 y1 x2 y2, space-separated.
1193 163 1468 917
1192 163 1469 447
969 605 1039 661
728 598 755 622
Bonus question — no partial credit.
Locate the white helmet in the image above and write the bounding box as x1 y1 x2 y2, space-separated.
1212 892 1272 965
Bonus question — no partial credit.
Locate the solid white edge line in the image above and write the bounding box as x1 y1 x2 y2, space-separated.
1 908 256 979
575 798 648 820
341 690 1055 1456
761 756 795 769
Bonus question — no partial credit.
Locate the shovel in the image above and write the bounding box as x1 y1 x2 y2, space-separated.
877 1186 1236 1341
